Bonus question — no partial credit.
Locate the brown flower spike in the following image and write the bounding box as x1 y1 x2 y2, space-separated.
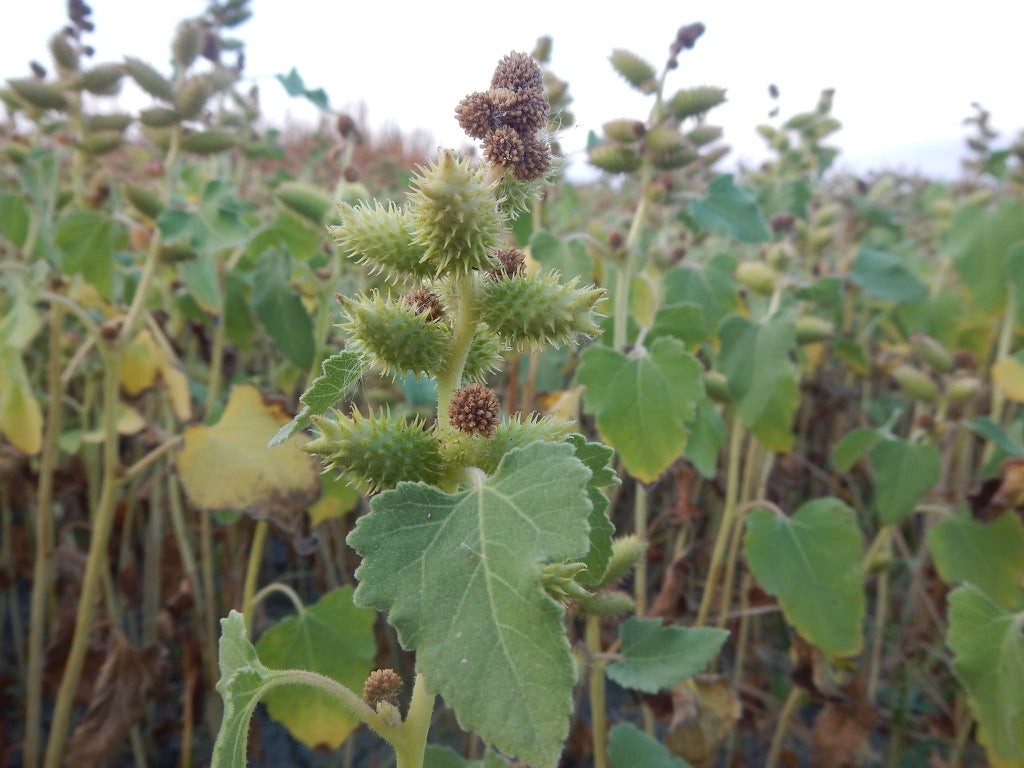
363 668 403 706
455 52 551 181
404 287 445 322
448 383 501 438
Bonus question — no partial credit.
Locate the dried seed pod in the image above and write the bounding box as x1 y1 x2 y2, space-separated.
363 669 403 706
274 182 331 225
448 383 501 439
609 49 656 93
666 85 727 120
491 51 543 93
7 78 67 111
588 143 642 174
489 247 526 279
174 75 212 119
79 131 123 156
404 287 445 322
138 107 181 128
124 56 174 101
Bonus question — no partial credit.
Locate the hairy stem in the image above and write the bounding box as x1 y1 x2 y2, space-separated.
586 616 609 768
436 272 480 426
242 519 270 634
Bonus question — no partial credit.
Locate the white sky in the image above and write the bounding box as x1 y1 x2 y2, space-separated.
4 1 1023 181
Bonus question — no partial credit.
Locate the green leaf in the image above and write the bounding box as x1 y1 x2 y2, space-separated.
578 337 704 483
423 746 508 768
212 611 274 768
663 255 738 331
0 192 30 248
849 247 927 304
270 351 364 447
54 209 127 299
157 181 251 258
256 586 376 749
947 585 1024 762
744 498 865 656
832 428 882 473
867 439 940 525
690 174 771 244
945 199 1024 312
606 618 727 693
529 230 592 278
347 441 594 768
181 251 222 314
928 512 1024 610
684 398 724 478
608 723 692 768
967 416 1024 457
566 433 618 586
717 314 796 428
252 248 315 370
646 302 707 348
748 375 799 453
275 67 329 109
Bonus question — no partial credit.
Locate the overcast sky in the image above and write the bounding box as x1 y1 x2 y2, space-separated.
4 1 1023 181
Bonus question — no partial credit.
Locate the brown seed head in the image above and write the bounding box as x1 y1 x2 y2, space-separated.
404 287 444 322
363 668 403 706
607 230 625 250
455 91 497 139
490 247 526 278
483 124 525 168
512 134 551 181
769 212 797 234
491 51 543 93
449 383 500 438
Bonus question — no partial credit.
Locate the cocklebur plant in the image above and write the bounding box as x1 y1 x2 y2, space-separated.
213 53 614 768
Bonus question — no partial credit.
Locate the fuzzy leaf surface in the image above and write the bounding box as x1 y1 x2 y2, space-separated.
608 723 692 768
253 248 315 370
947 585 1024 761
270 351 363 447
868 439 940 525
689 174 771 244
718 314 796 429
347 441 593 768
54 209 127 299
606 618 728 693
256 586 376 749
849 247 928 304
744 498 865 656
578 337 704 483
928 512 1024 610
567 433 618 586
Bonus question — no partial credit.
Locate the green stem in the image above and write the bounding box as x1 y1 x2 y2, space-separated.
250 582 306 616
393 673 436 768
242 520 270 635
585 616 609 768
696 416 744 627
436 272 480 426
43 348 122 768
24 302 65 768
633 486 648 617
765 685 802 768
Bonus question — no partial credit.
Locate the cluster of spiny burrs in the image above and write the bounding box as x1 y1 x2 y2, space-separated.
455 51 551 181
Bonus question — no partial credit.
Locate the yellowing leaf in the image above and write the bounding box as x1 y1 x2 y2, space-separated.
992 356 1024 403
536 386 583 423
176 385 320 538
119 330 160 395
146 319 192 421
308 474 361 527
0 350 42 455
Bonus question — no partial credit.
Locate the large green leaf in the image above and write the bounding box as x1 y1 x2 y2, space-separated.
683 398 724 479
566 434 618 586
0 192 30 248
867 439 940 525
945 199 1024 312
423 745 508 768
608 723 692 768
347 441 594 768
606 618 727 693
157 180 251 258
255 587 376 749
646 302 707 348
578 337 704 483
832 427 882 473
748 374 799 453
690 174 771 243
54 209 127 299
270 351 364 446
252 248 315 370
928 512 1024 610
849 247 928 304
744 498 865 656
529 229 592 278
663 254 738 331
717 314 796 429
947 585 1024 761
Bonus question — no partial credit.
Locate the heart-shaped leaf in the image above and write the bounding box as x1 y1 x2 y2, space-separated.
606 618 727 693
347 441 594 768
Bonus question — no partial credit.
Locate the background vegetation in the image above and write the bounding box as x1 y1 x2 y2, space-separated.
2 2 1024 767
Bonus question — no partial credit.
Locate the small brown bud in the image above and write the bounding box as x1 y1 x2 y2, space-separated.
952 349 977 371
335 113 362 142
343 166 360 183
449 383 500 438
404 288 444 322
607 230 625 250
490 247 525 278
98 318 122 341
363 668 403 706
769 212 797 234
